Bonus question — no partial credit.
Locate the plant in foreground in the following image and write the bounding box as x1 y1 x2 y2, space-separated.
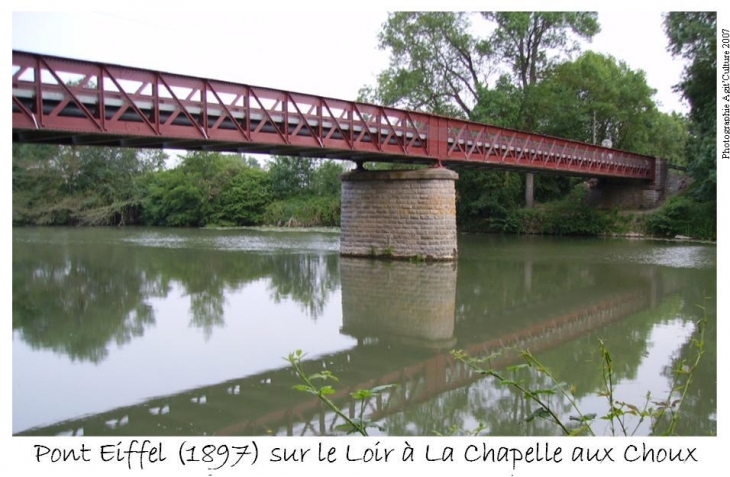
286 350 397 436
452 316 707 436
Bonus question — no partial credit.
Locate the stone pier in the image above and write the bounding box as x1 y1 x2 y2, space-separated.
340 168 459 260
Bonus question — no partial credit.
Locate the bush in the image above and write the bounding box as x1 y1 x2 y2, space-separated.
644 195 716 240
211 168 272 226
263 195 341 227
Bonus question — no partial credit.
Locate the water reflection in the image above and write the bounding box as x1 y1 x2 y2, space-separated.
12 229 716 436
340 258 457 349
13 230 341 361
13 242 157 363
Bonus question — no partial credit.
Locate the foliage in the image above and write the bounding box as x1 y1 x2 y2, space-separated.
13 145 347 229
663 12 716 203
364 11 639 219
537 186 617 236
465 184 618 236
359 12 487 118
482 12 600 91
452 316 707 436
141 152 273 227
211 168 272 226
12 144 166 226
644 193 716 240
268 156 316 199
533 51 676 155
268 157 346 198
455 169 524 227
287 350 397 436
311 160 348 197
263 195 340 227
262 157 345 227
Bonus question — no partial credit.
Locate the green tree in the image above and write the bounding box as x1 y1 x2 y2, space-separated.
312 160 347 197
141 151 268 227
663 12 716 202
212 168 272 226
479 12 600 207
482 12 600 101
268 156 317 199
12 144 167 225
359 12 488 118
532 51 684 160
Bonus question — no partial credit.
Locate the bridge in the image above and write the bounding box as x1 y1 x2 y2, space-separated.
12 50 667 260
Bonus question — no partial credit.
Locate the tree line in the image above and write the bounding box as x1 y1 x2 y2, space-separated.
11 12 716 239
12 146 347 228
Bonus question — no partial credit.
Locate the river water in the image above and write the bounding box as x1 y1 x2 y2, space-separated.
12 227 716 436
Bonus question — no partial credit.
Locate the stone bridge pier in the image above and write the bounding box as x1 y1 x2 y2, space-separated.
587 157 667 209
340 168 459 260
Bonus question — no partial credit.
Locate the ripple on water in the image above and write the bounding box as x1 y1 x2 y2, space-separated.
120 229 341 253
612 244 716 269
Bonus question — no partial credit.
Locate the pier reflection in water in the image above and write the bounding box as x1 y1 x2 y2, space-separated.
12 229 716 436
340 258 457 349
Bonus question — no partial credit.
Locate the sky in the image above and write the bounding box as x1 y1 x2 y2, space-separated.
11 9 690 115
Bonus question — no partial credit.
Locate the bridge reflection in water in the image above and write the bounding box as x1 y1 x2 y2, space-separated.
18 254 681 437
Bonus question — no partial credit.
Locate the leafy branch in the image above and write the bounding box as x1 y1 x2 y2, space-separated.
452 315 706 437
286 350 397 436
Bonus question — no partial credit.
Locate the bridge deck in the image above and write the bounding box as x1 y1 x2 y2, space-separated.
12 50 654 179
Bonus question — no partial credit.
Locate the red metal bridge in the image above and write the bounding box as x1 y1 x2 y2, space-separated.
12 50 655 180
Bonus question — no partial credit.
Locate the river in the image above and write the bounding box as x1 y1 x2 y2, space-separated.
12 227 716 436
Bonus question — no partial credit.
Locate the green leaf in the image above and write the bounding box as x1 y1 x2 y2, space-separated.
309 371 339 382
350 390 373 400
319 386 336 396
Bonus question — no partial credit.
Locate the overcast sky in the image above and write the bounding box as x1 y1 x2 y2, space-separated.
11 8 693 115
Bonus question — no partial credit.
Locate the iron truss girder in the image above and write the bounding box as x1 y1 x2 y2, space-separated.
12 51 654 180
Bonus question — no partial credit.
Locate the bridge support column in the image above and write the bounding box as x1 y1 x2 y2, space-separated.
525 173 534 208
340 168 459 260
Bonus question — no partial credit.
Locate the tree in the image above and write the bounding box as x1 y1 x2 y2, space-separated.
213 168 272 225
268 156 317 199
141 151 269 227
360 12 489 118
312 160 347 197
480 12 600 207
482 13 600 98
663 12 716 203
12 144 167 225
533 51 673 154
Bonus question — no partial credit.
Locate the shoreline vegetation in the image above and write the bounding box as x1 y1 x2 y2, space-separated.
12 145 715 243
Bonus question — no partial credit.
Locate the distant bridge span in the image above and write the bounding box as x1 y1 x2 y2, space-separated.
12 50 655 180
